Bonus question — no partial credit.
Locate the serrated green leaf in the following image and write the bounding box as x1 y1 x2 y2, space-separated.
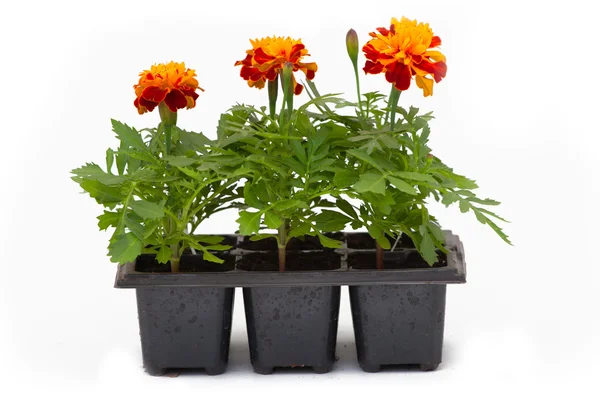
156 246 171 264
76 179 125 205
290 138 307 164
346 149 385 172
108 233 142 264
441 191 460 206
468 197 501 206
317 233 343 249
249 233 277 241
459 199 470 213
385 176 416 195
97 211 120 230
353 172 386 194
392 171 436 183
191 235 225 245
333 170 359 188
419 232 438 266
125 215 145 239
314 210 351 232
243 185 264 209
264 211 283 229
273 199 309 211
237 211 262 235
288 223 312 238
111 119 146 151
202 251 225 264
336 198 358 220
129 200 165 219
164 155 197 167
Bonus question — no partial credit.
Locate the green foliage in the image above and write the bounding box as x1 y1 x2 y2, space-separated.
72 120 242 266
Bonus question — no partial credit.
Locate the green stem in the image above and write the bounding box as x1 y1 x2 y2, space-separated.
389 85 402 131
268 79 278 120
376 241 384 270
277 223 287 272
352 63 363 119
164 124 172 155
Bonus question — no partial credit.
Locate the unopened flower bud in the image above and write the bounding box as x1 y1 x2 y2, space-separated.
346 29 359 68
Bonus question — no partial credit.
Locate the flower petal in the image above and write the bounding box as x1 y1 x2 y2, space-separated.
164 89 187 112
141 86 168 103
415 75 434 97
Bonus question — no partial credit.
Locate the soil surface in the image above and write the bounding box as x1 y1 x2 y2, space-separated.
346 232 416 250
348 250 447 270
135 253 236 273
237 251 341 272
238 232 344 251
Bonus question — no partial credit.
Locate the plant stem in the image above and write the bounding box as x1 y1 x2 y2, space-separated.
268 79 278 120
375 241 384 270
389 85 402 131
352 64 363 119
277 223 287 272
170 248 180 273
164 124 172 155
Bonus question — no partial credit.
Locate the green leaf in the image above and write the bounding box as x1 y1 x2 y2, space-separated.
156 246 171 264
367 224 391 249
336 198 358 220
288 223 312 239
111 119 146 151
290 138 307 164
125 216 145 239
333 170 359 188
459 199 470 213
273 199 309 211
249 233 277 241
237 211 262 235
317 233 343 249
264 211 283 229
467 197 501 206
392 171 436 183
386 176 417 195
97 211 120 230
191 235 225 245
353 172 386 194
243 185 264 209
314 210 352 232
202 251 225 264
76 179 125 205
346 149 385 172
129 200 165 220
419 232 438 266
441 191 460 206
164 155 197 167
108 233 142 264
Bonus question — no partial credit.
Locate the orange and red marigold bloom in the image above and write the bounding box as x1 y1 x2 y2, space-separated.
235 37 318 95
134 62 204 115
363 17 447 97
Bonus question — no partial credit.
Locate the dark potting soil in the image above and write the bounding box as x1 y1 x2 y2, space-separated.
347 251 447 270
238 232 344 251
346 232 447 269
135 253 236 273
346 232 416 250
237 251 342 272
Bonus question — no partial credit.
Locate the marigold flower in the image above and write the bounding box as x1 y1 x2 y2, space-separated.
133 62 204 115
363 17 447 96
235 36 317 95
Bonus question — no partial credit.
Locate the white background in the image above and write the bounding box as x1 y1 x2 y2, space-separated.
1 0 598 398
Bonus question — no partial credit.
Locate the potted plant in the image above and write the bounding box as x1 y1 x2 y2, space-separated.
307 18 510 372
72 62 244 375
218 39 354 374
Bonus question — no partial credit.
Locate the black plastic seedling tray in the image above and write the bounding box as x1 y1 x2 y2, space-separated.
115 231 466 288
